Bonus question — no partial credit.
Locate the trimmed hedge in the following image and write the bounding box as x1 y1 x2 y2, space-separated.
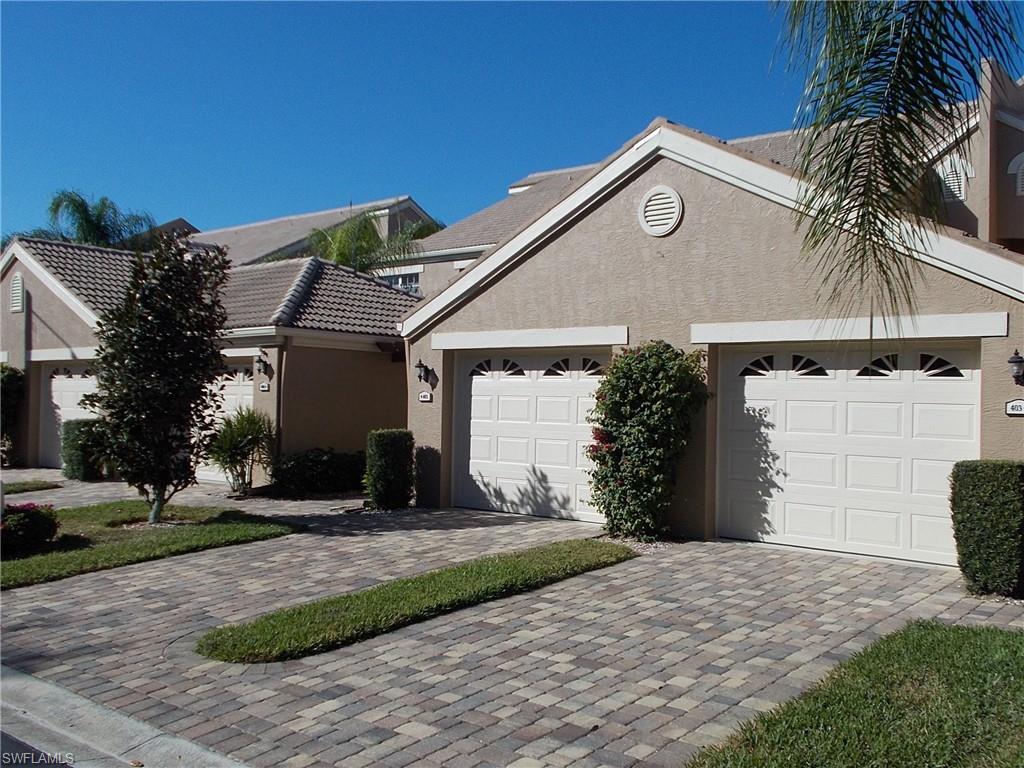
271 448 365 494
2 502 59 558
951 460 1024 597
0 364 24 439
61 419 109 481
365 429 414 510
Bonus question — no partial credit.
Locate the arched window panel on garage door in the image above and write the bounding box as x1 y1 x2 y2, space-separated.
739 355 774 377
857 354 899 378
920 354 964 378
543 358 570 377
470 359 492 377
501 359 526 377
581 357 605 377
791 355 828 377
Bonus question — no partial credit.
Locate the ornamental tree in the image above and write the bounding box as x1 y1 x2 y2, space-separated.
82 234 229 523
586 341 710 540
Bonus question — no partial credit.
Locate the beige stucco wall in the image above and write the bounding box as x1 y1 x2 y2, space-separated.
280 344 407 455
407 155 1024 534
417 257 480 299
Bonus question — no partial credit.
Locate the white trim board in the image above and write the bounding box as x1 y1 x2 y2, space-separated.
377 264 424 276
401 122 1024 338
0 352 7 363
452 259 476 270
0 242 99 328
28 347 97 361
432 326 628 350
690 312 1008 344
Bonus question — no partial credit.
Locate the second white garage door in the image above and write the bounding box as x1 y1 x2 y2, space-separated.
196 364 256 483
718 344 980 564
39 364 98 467
453 351 607 523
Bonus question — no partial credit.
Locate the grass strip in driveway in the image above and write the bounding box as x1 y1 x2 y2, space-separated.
2 500 298 590
196 537 635 662
687 620 1024 768
3 479 63 494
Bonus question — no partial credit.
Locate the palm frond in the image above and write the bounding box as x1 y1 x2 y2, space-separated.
782 0 1021 327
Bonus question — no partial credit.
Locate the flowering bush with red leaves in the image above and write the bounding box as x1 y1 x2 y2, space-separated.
586 341 709 539
2 502 59 558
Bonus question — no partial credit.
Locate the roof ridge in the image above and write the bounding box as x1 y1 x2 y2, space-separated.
513 163 600 185
270 257 322 326
15 236 137 257
197 196 409 236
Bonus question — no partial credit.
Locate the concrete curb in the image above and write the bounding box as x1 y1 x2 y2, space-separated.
1 665 250 767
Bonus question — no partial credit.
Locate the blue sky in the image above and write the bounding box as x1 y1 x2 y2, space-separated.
1 1 805 236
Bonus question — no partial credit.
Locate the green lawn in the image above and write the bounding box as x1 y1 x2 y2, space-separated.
2 500 298 590
197 537 635 663
3 479 63 494
687 620 1024 768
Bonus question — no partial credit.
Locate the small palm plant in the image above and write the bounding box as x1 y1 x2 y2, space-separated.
208 408 275 495
308 212 442 274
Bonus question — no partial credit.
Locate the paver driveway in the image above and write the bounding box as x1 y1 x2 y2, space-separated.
4 505 1024 768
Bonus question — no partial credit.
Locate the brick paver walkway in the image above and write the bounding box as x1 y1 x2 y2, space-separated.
3 479 1023 767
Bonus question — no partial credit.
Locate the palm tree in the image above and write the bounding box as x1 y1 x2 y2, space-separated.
308 211 443 274
2 190 156 249
782 1 1021 324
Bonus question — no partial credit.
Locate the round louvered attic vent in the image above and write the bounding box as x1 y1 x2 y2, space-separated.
638 185 683 237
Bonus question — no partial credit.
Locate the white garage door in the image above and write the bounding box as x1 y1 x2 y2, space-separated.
718 344 980 564
197 364 255 483
39 364 98 468
453 351 608 523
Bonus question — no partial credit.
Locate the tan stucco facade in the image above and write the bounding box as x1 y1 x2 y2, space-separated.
406 155 1024 536
279 344 408 455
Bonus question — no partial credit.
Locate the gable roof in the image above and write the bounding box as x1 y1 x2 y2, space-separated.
401 116 1023 338
415 169 597 256
196 197 417 266
419 106 980 260
2 237 418 338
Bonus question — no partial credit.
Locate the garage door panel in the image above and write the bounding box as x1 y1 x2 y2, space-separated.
783 502 838 541
535 438 572 468
495 436 530 464
912 403 974 440
471 395 493 420
497 396 531 423
785 451 837 488
845 507 902 549
785 400 837 434
719 344 979 565
911 459 955 496
846 454 902 493
536 396 572 424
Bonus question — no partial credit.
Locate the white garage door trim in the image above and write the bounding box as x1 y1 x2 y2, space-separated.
451 349 609 523
716 342 981 565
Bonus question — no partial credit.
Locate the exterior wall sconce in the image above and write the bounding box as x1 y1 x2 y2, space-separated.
1010 349 1024 386
414 359 431 382
255 350 272 377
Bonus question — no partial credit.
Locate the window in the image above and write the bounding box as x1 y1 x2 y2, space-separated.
470 359 491 377
383 272 421 296
1009 152 1024 197
920 354 964 378
544 358 570 377
9 273 23 313
581 358 604 377
501 359 526 377
857 354 898 378
740 355 774 377
792 355 828 376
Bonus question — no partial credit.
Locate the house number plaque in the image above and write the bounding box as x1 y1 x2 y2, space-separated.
1006 399 1024 417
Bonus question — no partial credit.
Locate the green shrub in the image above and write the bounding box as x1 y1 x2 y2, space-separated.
1 364 25 453
587 341 710 540
271 448 365 494
61 419 111 481
208 407 275 494
2 502 59 557
951 460 1024 596
364 429 415 510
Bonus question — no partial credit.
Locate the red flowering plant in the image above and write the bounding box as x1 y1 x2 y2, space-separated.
585 341 709 540
2 502 60 558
